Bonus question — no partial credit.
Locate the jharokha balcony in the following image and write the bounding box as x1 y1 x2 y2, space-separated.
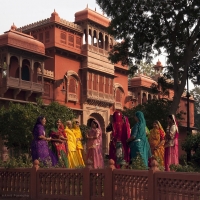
86 89 115 106
2 77 43 93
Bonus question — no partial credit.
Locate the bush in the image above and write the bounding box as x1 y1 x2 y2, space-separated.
123 99 184 130
0 154 33 169
0 99 75 157
182 132 200 165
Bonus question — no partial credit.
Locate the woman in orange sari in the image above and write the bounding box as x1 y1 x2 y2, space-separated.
148 120 165 167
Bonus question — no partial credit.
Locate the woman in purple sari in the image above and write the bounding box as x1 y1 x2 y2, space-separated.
31 116 58 166
86 119 104 169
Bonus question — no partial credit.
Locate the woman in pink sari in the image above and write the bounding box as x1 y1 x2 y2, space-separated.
164 114 179 171
86 119 104 169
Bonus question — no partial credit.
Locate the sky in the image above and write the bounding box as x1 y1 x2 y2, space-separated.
0 0 195 90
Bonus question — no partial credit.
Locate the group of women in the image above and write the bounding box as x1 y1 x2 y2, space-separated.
31 111 179 171
31 116 104 169
127 111 179 171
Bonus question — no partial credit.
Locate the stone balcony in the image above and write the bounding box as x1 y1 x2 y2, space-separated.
115 102 123 110
82 44 109 57
86 89 114 105
1 77 43 93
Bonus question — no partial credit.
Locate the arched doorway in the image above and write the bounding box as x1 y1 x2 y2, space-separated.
87 112 106 157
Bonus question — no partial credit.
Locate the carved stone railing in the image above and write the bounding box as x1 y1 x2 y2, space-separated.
17 18 50 31
87 90 114 104
60 18 83 32
68 93 78 102
1 161 200 200
115 102 123 110
82 44 109 57
37 67 54 79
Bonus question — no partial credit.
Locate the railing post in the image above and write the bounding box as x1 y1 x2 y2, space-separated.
104 167 113 200
83 167 90 200
30 160 39 200
148 158 160 200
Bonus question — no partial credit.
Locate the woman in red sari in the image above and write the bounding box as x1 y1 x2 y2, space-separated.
50 119 68 167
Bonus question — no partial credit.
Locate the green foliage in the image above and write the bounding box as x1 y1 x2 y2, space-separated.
128 61 155 78
96 0 200 113
129 154 148 170
43 102 74 135
0 100 74 156
170 163 196 173
190 87 200 130
79 124 90 144
123 99 183 130
0 154 33 169
0 102 41 153
182 133 200 165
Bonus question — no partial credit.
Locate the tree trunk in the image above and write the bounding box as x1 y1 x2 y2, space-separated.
169 65 188 114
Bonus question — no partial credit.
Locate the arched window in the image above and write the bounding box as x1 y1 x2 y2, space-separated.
9 56 19 78
21 59 30 81
68 76 76 93
93 74 98 91
115 88 121 102
99 76 104 92
21 65 30 81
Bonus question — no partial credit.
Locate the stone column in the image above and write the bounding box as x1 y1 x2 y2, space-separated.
6 52 10 77
19 56 22 84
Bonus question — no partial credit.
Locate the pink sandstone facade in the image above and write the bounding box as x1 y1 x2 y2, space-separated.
0 7 195 157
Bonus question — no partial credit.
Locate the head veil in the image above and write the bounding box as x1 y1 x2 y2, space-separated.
171 114 179 134
135 111 146 136
33 116 44 134
156 120 166 136
91 119 103 150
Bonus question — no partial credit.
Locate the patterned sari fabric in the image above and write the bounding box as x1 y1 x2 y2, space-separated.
64 127 79 168
129 111 151 167
149 123 165 167
50 123 68 167
109 111 130 167
164 115 179 171
86 120 104 169
72 124 85 167
31 117 58 166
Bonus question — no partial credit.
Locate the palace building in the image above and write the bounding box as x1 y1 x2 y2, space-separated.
0 7 195 157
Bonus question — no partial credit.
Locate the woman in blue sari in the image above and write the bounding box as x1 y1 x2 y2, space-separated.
127 111 151 167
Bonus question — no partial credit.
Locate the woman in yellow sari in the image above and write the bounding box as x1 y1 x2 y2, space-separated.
65 121 79 168
148 120 165 167
72 121 85 167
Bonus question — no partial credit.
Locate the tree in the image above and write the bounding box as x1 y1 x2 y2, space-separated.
0 101 74 156
96 0 200 114
123 99 183 131
190 86 200 130
130 61 156 77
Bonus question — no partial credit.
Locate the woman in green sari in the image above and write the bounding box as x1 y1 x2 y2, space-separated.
127 111 151 167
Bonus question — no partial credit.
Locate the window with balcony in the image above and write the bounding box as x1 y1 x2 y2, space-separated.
39 33 43 43
60 32 66 44
115 89 121 102
67 76 78 102
69 77 76 93
45 31 50 43
93 74 98 91
76 36 81 48
68 34 74 47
